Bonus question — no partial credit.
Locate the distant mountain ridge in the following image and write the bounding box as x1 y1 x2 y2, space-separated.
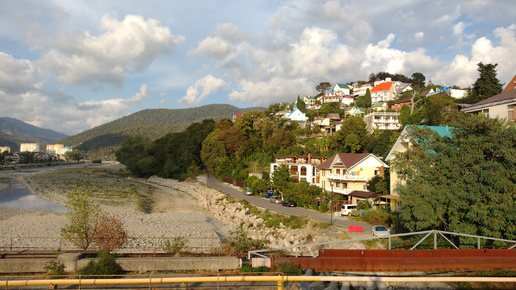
0 117 69 151
58 104 265 156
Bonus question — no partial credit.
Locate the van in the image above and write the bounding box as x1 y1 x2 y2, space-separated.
341 204 357 216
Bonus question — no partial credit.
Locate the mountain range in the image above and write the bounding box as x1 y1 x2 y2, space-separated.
0 104 265 156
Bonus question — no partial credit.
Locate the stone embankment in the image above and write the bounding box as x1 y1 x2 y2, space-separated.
146 176 364 255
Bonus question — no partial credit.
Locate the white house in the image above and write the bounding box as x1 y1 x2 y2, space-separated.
333 83 351 96
285 108 308 122
341 95 354 106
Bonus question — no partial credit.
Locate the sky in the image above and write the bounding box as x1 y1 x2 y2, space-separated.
1 0 516 136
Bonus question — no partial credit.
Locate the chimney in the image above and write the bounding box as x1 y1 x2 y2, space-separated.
308 154 311 164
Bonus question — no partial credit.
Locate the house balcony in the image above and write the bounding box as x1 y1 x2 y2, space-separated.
327 174 367 181
328 187 354 195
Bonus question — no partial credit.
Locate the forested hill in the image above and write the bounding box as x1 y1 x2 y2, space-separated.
0 117 69 150
59 104 265 148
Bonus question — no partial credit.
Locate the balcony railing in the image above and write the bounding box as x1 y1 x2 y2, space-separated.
329 187 354 195
327 174 367 181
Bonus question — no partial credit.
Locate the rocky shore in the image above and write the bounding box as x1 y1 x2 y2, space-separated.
1 166 357 253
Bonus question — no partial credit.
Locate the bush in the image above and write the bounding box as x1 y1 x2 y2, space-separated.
93 215 128 252
78 251 123 278
363 209 391 226
44 261 66 277
60 189 101 250
272 261 302 276
241 264 270 272
162 237 187 255
224 226 268 258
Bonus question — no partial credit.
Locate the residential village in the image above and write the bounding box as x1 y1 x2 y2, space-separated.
0 143 73 163
250 72 516 215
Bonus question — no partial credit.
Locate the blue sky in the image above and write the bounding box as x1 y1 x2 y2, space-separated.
1 0 515 135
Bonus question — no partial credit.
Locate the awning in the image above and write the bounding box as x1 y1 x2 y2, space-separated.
379 194 401 200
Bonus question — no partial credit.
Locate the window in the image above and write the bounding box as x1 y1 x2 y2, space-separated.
508 105 514 121
482 109 489 117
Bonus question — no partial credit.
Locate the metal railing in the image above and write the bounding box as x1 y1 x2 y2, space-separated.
0 236 222 253
248 230 516 260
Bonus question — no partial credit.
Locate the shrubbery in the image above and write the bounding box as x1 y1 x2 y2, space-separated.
78 251 123 278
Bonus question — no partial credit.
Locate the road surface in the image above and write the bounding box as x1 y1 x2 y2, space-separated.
204 171 372 232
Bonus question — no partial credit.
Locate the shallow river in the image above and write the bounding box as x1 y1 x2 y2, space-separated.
0 179 66 213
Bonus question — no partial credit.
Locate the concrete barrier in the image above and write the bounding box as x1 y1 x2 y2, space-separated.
0 256 241 274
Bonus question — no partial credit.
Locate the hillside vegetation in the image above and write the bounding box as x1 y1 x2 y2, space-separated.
0 117 69 150
55 104 263 160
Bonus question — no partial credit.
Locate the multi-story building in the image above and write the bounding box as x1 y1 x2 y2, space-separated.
270 154 326 184
363 112 401 133
0 146 10 153
316 153 389 200
46 144 73 157
20 143 40 153
371 81 398 103
385 125 453 210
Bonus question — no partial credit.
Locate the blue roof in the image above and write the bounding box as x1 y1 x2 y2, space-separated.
410 125 454 138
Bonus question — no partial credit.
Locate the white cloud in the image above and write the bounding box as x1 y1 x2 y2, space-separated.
179 75 227 107
0 52 42 94
453 22 465 35
34 14 185 87
435 24 516 87
415 32 424 40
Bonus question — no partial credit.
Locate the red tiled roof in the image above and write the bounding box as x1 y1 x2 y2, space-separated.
371 82 393 92
503 74 516 92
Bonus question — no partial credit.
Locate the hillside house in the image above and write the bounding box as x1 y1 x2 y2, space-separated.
303 95 317 106
390 97 412 110
321 92 342 104
371 102 388 111
371 82 398 103
270 154 327 184
285 108 308 122
316 153 388 201
461 89 516 121
385 125 453 210
363 112 401 133
333 83 351 96
352 83 373 97
341 95 354 106
0 146 10 153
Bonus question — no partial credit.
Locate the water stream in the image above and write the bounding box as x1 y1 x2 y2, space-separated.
0 178 67 213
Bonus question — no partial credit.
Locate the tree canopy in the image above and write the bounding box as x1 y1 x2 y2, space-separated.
464 62 503 104
392 113 516 243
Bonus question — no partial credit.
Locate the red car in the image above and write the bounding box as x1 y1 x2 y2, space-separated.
282 200 297 207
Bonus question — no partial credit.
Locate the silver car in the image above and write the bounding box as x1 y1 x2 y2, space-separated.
372 225 390 237
269 196 282 204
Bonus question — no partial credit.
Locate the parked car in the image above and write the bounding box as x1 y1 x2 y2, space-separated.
269 196 282 204
282 200 297 207
264 192 273 198
372 225 390 237
244 190 253 196
341 204 358 216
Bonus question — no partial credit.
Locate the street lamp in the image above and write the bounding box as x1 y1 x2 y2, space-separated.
329 179 334 225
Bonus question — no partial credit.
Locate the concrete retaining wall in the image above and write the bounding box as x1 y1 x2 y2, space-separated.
0 256 241 274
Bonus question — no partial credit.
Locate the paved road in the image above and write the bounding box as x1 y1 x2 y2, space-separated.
204 171 372 232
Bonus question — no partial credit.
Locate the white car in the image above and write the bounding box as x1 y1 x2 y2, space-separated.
244 190 253 196
372 225 390 237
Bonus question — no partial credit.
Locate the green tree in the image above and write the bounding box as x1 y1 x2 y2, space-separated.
64 149 83 162
271 164 292 198
411 72 426 88
464 62 503 104
328 116 369 153
355 88 371 108
315 82 331 95
423 94 456 126
392 113 516 242
60 189 101 250
296 96 306 112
